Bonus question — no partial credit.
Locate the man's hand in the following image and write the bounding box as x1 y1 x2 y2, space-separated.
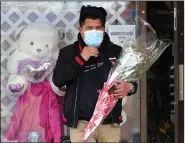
80 46 99 61
113 79 132 99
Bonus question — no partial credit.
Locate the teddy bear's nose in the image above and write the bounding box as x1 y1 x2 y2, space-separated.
36 49 41 53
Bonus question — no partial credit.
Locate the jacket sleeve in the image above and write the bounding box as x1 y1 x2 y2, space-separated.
128 81 138 96
52 47 86 88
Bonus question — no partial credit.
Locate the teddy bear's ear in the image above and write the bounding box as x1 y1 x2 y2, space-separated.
15 26 26 40
57 28 65 41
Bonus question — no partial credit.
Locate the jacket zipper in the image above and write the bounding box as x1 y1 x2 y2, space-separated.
73 78 79 127
99 52 114 125
99 53 107 80
111 112 115 124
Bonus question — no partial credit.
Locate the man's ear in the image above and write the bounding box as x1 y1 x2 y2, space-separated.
79 26 84 38
79 26 82 33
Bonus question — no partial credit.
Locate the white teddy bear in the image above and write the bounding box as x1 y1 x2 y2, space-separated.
6 22 64 96
4 22 65 142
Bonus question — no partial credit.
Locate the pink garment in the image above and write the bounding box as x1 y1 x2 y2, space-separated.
5 80 64 142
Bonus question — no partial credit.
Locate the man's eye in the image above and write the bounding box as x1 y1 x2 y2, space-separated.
96 26 103 30
87 27 93 30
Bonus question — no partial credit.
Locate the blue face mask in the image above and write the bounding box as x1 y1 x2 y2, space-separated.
84 30 104 47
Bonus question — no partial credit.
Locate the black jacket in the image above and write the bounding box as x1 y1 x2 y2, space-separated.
52 33 137 128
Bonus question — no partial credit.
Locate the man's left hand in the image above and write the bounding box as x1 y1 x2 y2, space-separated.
113 79 132 99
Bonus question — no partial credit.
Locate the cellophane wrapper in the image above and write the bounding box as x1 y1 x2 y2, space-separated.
83 18 172 141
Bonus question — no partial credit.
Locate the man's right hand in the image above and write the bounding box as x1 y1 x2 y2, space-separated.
80 46 99 61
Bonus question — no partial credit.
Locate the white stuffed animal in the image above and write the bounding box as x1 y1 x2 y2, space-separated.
4 22 65 142
6 22 64 96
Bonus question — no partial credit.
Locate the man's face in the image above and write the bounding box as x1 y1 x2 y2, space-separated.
80 18 105 39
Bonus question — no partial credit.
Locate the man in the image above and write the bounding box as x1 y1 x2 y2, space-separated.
53 5 137 142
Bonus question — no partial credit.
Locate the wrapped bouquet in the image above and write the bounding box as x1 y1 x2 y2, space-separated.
83 18 171 141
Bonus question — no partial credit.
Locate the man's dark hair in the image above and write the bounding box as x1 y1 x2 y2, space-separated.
79 5 107 27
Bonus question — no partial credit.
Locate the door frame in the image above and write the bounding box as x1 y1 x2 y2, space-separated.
174 1 184 143
136 1 147 143
137 1 184 143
